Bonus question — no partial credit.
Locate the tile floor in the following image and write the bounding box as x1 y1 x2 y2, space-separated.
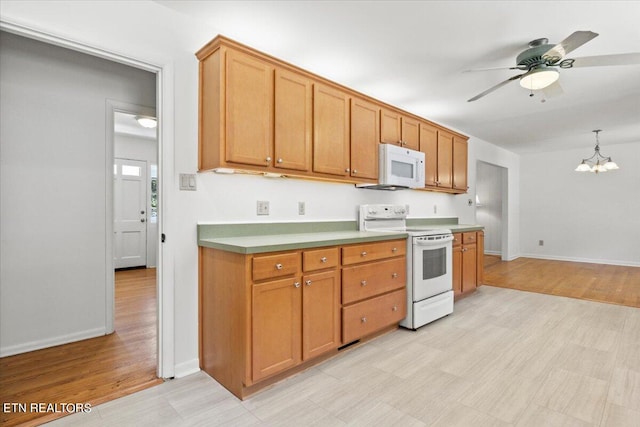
47 286 640 426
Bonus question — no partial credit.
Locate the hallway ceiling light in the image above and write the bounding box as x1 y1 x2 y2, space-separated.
135 116 157 128
575 130 619 173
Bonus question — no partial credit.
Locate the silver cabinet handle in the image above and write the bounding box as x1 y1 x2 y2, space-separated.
294 282 300 288
392 305 398 312
266 156 272 163
361 317 367 323
353 169 358 174
320 257 327 263
305 280 312 286
392 247 397 252
391 273 398 278
361 251 367 257
345 168 350 173
277 158 283 163
275 263 283 270
361 280 367 287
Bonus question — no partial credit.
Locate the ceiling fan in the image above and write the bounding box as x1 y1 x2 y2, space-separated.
466 31 640 102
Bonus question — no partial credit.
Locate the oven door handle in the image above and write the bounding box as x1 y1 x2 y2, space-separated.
414 235 454 246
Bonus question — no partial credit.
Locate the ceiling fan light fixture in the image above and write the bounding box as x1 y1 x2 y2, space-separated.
519 68 559 90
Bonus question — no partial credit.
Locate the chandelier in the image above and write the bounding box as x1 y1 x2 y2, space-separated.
574 130 619 174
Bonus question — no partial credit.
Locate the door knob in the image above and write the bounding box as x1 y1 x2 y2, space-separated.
140 218 146 222
140 210 145 214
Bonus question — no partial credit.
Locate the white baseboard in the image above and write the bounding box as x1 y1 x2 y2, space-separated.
520 253 640 268
484 250 502 256
0 327 107 357
174 358 200 379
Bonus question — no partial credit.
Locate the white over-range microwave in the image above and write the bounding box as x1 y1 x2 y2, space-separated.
357 143 425 190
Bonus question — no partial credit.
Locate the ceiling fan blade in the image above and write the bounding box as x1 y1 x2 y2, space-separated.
463 66 524 73
541 81 564 99
467 72 528 102
542 31 599 61
571 53 640 67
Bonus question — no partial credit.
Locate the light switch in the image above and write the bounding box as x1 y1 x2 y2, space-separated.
179 173 197 191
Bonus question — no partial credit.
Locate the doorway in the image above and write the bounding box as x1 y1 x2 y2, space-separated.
476 161 508 260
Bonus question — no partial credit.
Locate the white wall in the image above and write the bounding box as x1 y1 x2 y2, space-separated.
520 141 640 266
115 133 158 267
0 31 156 356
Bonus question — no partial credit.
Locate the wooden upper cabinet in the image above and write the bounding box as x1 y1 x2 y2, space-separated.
225 49 274 167
350 97 380 181
453 136 468 191
380 109 419 150
274 69 312 172
380 109 401 145
313 84 350 176
437 131 453 188
419 123 438 187
401 117 419 150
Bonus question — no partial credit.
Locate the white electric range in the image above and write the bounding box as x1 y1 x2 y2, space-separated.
359 204 454 329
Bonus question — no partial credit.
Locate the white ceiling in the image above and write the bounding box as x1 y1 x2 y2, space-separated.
157 0 640 154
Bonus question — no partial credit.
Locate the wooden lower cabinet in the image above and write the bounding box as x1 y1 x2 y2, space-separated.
252 277 302 382
200 239 406 399
452 231 483 298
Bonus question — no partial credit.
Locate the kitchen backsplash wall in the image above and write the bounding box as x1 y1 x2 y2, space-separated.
197 171 473 224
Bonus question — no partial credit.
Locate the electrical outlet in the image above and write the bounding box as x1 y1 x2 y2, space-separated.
539 240 544 246
298 201 305 215
257 200 269 215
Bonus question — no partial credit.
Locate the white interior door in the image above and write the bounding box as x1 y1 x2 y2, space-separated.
114 158 147 269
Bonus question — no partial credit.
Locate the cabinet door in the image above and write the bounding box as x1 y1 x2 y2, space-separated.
461 244 477 294
453 245 462 297
274 69 312 171
401 117 420 150
225 49 274 167
252 277 301 382
313 84 350 176
477 231 484 286
437 131 453 188
302 270 340 360
350 97 380 181
380 109 401 144
420 123 438 187
453 136 468 191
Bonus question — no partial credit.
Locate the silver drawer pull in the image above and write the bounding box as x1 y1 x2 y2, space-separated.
275 263 283 270
361 251 367 257
392 273 398 278
320 257 327 263
392 305 398 312
361 280 367 286
294 282 300 288
392 247 397 252
361 317 367 323
305 280 312 286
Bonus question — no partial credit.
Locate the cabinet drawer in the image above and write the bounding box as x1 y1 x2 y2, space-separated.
252 252 300 281
342 289 406 343
342 239 406 265
462 232 476 244
303 247 339 272
452 233 462 247
342 258 406 305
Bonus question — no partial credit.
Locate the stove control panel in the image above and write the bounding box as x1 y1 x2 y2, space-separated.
361 204 408 220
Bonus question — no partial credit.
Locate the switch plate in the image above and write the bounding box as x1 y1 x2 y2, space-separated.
179 173 197 191
257 200 270 215
298 201 305 215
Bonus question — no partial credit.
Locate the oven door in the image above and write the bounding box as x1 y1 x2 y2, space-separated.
412 237 453 301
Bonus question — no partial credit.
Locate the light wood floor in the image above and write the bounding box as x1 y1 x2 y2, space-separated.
0 268 162 427
483 255 640 308
48 285 640 426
